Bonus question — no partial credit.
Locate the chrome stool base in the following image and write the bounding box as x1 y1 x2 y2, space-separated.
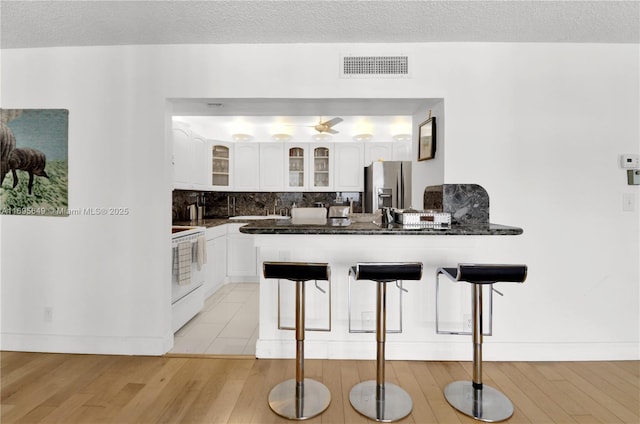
349 381 413 422
444 381 514 422
268 378 331 420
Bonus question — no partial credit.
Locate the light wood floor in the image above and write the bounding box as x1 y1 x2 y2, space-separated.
1 351 638 423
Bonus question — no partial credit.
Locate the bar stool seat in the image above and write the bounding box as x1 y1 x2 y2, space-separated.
437 263 527 422
349 262 423 422
263 261 331 420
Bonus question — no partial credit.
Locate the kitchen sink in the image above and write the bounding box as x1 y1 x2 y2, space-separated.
229 215 291 220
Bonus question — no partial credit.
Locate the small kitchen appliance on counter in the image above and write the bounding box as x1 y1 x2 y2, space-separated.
328 205 351 226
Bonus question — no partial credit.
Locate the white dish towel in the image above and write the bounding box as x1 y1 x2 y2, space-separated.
177 241 191 285
196 235 207 270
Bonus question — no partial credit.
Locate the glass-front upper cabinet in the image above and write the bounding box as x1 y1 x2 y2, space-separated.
312 146 330 190
287 146 305 190
285 144 334 191
211 144 230 188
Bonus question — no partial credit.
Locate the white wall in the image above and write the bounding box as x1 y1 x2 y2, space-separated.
1 43 638 359
412 99 445 202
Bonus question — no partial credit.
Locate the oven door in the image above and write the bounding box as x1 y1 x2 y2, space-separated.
171 232 206 304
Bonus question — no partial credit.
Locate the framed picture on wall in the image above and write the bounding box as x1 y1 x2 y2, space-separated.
418 117 436 161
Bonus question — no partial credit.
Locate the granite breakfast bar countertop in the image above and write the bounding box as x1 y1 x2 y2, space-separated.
173 217 523 235
238 219 523 235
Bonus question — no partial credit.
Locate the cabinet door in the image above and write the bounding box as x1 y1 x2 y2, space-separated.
205 236 227 297
259 143 284 190
211 143 232 190
393 141 413 161
310 144 333 191
334 143 364 191
285 144 307 191
191 134 209 188
233 143 260 191
172 126 192 188
364 143 393 166
226 224 257 281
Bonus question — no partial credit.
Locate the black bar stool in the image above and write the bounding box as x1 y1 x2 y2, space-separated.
436 263 527 422
349 262 423 422
263 261 331 420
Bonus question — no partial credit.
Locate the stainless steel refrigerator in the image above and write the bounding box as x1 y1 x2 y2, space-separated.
364 161 412 212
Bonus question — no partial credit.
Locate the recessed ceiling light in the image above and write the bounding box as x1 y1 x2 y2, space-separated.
312 133 332 141
353 133 373 142
392 134 411 142
232 133 253 142
272 133 292 142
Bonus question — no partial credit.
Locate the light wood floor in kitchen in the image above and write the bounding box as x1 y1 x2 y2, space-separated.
1 351 638 424
170 283 259 355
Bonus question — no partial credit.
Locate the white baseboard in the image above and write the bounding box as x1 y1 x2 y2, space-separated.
2 334 636 360
256 339 640 361
0 332 171 356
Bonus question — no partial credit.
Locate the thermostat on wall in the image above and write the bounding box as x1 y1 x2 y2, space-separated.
620 154 640 169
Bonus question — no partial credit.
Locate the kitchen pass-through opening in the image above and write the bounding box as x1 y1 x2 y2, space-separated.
170 283 259 355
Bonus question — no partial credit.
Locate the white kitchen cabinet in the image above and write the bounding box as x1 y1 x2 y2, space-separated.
233 143 260 191
226 223 258 282
191 133 210 189
334 143 364 191
393 140 413 161
259 143 284 190
211 142 232 190
172 125 191 188
284 144 308 191
285 143 334 191
172 124 209 189
364 142 393 166
205 225 227 298
310 144 333 191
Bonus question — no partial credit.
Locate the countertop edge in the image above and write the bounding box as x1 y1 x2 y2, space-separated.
173 219 522 236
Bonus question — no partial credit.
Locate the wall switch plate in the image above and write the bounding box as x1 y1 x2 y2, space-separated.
623 193 636 212
620 154 640 169
44 307 53 322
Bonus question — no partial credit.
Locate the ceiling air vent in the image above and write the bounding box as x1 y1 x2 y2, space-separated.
340 55 410 79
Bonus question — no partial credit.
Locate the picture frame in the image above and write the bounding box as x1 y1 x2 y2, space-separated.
418 116 436 161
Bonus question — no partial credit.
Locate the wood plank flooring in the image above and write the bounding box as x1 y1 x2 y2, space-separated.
1 351 638 423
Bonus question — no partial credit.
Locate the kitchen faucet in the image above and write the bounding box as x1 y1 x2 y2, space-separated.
227 195 236 217
273 198 280 215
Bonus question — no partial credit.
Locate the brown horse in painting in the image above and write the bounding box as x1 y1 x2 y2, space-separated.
8 147 49 195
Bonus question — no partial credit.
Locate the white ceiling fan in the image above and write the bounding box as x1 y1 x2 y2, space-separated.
289 117 344 134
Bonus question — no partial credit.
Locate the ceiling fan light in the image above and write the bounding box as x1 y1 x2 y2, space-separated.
271 133 292 142
312 133 332 141
353 133 373 142
231 133 253 142
392 133 411 142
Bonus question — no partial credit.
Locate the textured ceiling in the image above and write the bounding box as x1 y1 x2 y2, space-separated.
1 0 638 49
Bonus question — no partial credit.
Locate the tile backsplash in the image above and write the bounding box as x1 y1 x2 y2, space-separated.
173 190 362 222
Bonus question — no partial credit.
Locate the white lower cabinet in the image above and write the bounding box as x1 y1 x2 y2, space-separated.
226 224 258 282
204 224 258 298
205 225 227 298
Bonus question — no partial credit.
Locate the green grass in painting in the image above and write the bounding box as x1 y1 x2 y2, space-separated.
0 160 68 216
